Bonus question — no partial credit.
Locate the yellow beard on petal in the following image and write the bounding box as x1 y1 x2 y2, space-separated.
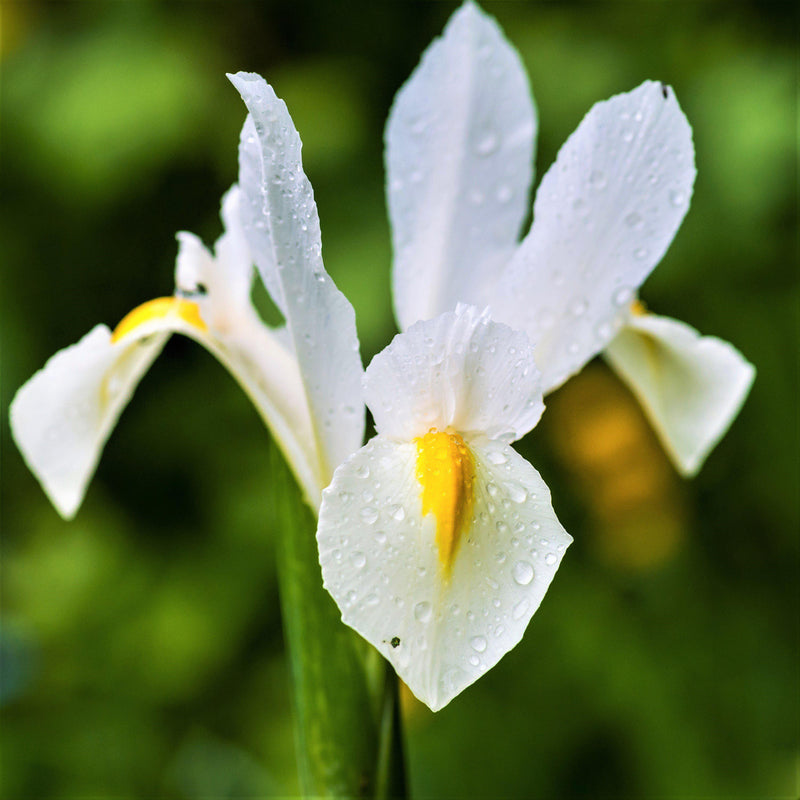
630 298 648 317
111 297 207 343
415 429 475 575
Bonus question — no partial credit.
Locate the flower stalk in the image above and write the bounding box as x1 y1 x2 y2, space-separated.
270 443 407 798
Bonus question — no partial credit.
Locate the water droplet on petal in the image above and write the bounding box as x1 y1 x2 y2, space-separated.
614 287 633 307
589 170 607 189
487 450 508 465
670 190 686 207
468 654 480 667
365 593 379 606
512 598 530 620
496 184 512 203
545 552 558 566
475 131 499 156
360 507 379 525
414 601 432 623
507 483 528 504
633 247 648 260
512 560 535 586
351 551 366 569
355 464 370 479
570 298 588 317
470 636 488 653
624 211 644 230
389 504 405 521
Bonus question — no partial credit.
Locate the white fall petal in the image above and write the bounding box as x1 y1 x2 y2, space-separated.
385 0 754 475
10 186 324 518
604 311 756 476
317 306 571 711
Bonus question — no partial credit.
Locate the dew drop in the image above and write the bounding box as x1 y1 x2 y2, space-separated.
512 598 530 620
388 504 406 521
470 636 488 653
669 189 686 207
338 491 353 505
589 170 607 189
374 530 387 544
414 601 432 623
595 320 613 340
468 654 480 667
545 552 558 566
496 184 512 203
569 298 588 317
487 483 499 498
360 507 379 525
487 450 508 465
613 287 633 307
365 593 379 607
624 211 644 230
475 131 499 156
512 560 535 586
633 247 648 260
507 483 528 504
355 464 370 479
351 551 367 569
345 590 356 605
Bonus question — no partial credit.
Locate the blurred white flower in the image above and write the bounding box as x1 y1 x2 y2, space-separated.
317 305 571 711
11 73 363 518
385 0 754 475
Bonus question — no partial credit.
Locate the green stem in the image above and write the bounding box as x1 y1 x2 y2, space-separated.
374 663 408 800
270 443 408 799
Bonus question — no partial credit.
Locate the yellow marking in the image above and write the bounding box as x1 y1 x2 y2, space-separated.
415 429 475 575
630 298 648 317
111 297 207 343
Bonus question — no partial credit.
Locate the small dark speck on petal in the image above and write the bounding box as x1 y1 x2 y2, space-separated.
390 636 400 648
660 83 669 99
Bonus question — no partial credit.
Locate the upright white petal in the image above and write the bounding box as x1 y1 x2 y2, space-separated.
175 186 254 317
318 434 570 711
229 72 364 481
365 305 544 443
386 0 536 331
10 325 170 519
604 312 755 476
496 81 696 392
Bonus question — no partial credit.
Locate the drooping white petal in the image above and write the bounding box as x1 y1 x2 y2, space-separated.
10 325 170 519
365 305 544 444
495 80 696 392
317 434 571 712
229 72 364 481
387 1 536 332
604 311 755 476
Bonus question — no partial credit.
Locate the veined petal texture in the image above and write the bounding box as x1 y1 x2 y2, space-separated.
386 0 536 331
496 81 696 392
604 312 755 476
318 435 571 711
365 305 544 443
229 72 364 482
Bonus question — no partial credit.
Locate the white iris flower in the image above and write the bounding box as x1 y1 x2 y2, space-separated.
385 1 755 476
11 72 363 518
317 304 572 711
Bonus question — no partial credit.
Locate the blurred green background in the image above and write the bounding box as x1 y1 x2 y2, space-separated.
1 1 797 798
